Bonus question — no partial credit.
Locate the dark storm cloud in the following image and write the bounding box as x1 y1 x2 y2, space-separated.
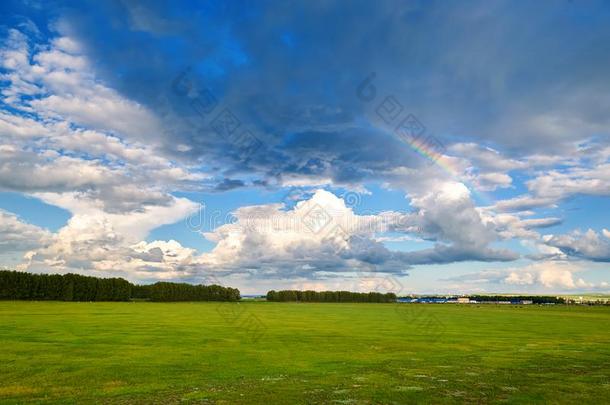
28 0 610 186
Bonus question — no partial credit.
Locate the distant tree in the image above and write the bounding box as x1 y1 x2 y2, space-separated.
147 281 240 302
265 289 397 303
0 270 131 302
131 284 152 299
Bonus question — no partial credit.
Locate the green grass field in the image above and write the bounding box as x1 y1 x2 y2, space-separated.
1 302 609 404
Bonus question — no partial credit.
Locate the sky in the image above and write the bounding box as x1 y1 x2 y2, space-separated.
0 0 609 295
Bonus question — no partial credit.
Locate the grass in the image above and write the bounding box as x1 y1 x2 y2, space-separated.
1 301 609 404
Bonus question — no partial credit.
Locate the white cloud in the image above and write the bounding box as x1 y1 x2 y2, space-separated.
22 196 200 280
15 191 408 281
33 193 198 241
1 28 162 141
401 182 518 262
492 195 558 212
479 208 562 241
526 164 610 200
448 142 526 172
199 189 408 276
476 172 513 190
199 188 519 278
544 229 610 262
492 163 610 213
0 210 50 254
0 27 208 216
0 148 114 192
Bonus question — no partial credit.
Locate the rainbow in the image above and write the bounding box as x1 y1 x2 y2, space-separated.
390 128 495 206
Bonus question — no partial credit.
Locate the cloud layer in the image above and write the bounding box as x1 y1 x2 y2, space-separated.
0 2 609 292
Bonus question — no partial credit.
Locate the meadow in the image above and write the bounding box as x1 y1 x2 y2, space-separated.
1 301 609 404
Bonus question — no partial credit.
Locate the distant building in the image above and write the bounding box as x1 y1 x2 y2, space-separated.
457 297 470 304
520 300 533 305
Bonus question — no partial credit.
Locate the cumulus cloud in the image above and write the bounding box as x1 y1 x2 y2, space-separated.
402 182 518 262
14 190 408 281
380 168 522 262
544 229 610 262
526 164 610 201
199 188 518 277
22 195 200 280
0 210 50 254
199 189 411 277
13 187 522 283
478 208 563 241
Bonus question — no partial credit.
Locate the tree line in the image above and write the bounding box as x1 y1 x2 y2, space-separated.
0 270 240 302
266 290 397 303
135 282 240 302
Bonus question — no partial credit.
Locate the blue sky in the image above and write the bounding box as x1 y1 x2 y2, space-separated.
0 0 609 294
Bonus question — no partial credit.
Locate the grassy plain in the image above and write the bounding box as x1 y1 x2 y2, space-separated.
1 301 609 404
